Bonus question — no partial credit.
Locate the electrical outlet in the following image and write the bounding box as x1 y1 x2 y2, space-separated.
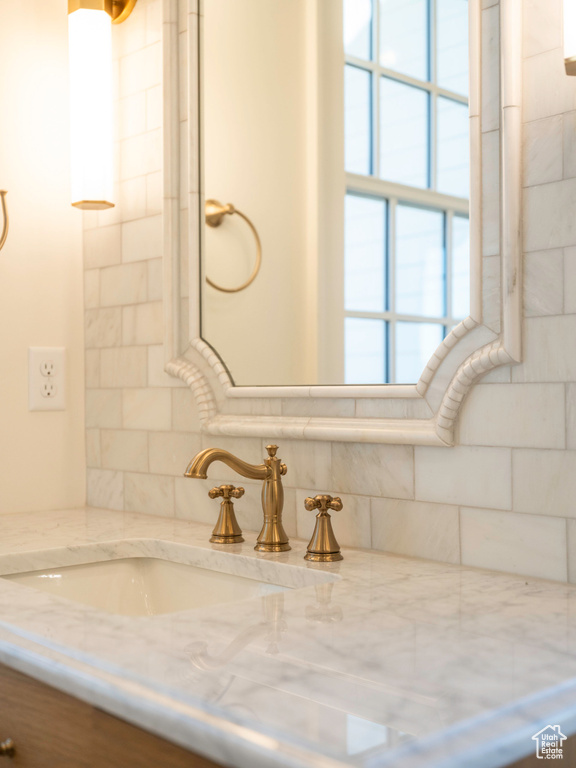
40 382 57 398
29 347 66 411
40 360 55 377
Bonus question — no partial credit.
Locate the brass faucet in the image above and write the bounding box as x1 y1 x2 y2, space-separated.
184 445 290 552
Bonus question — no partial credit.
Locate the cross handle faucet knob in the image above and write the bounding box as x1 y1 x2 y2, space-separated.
209 484 245 501
208 485 245 544
304 495 344 563
304 495 343 513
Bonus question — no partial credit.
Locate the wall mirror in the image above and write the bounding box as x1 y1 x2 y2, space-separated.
202 0 471 388
163 0 522 445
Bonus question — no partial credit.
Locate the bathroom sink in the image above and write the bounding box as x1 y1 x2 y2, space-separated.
1 557 290 617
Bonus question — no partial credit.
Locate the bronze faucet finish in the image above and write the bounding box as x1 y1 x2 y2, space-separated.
304 495 343 562
185 445 290 552
208 484 245 544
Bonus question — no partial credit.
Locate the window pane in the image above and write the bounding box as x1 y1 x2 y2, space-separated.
344 0 373 60
380 78 428 188
437 0 469 96
379 0 428 81
345 66 372 175
345 195 387 313
437 97 469 197
345 318 387 384
396 205 445 317
396 322 444 383
452 215 470 319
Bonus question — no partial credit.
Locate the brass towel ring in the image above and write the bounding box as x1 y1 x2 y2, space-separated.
205 199 262 293
0 191 8 252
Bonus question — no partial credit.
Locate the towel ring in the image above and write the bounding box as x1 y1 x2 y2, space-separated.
0 191 8 252
205 199 262 293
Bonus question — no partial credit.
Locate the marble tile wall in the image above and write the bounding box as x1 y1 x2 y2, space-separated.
85 0 576 584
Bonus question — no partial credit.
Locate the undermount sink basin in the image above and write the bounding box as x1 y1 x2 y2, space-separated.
1 557 290 617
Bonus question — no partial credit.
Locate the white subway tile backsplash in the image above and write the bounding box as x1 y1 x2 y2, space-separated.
513 449 576 517
567 385 576 449
100 262 148 307
149 431 202 476
523 116 563 186
524 249 564 317
84 225 122 269
146 172 162 216
172 389 199 432
100 347 148 388
85 308 122 349
124 472 174 517
146 1 162 45
458 383 565 448
512 316 576 382
146 85 162 131
123 388 172 431
86 429 101 468
563 112 576 179
86 389 123 429
371 498 460 564
119 176 147 222
84 270 100 309
85 350 100 389
568 520 576 583
415 447 512 509
120 42 161 97
122 215 162 262
523 0 562 59
122 302 163 345
524 179 576 252
101 429 149 473
121 130 162 180
331 443 414 500
461 507 568 581
147 258 163 302
118 91 146 140
87 468 124 511
564 246 576 313
523 49 576 124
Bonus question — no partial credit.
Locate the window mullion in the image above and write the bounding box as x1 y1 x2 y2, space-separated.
372 0 380 178
388 197 397 384
429 0 437 191
445 210 453 324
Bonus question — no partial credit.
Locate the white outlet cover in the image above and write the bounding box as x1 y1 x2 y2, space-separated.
29 347 66 411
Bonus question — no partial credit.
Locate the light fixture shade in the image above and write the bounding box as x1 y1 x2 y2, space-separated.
565 0 576 74
68 8 114 209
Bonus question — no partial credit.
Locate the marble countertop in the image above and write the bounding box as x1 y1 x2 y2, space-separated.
1 508 576 768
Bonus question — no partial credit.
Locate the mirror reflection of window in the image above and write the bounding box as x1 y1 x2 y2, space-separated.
344 0 471 384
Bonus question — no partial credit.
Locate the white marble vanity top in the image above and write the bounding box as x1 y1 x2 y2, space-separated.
1 507 576 768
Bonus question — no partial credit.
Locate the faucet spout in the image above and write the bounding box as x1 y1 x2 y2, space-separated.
185 448 269 481
184 445 290 553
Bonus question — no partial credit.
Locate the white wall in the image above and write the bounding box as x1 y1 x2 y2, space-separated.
0 0 85 514
84 0 576 585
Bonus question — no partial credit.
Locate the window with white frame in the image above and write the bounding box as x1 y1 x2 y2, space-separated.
343 0 470 384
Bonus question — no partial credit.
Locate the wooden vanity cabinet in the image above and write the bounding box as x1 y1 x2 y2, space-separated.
0 663 223 768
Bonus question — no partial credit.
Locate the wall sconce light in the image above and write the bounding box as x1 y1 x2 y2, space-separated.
565 0 576 74
68 0 138 209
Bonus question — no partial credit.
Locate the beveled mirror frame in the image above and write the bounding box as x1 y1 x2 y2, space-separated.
162 0 522 446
